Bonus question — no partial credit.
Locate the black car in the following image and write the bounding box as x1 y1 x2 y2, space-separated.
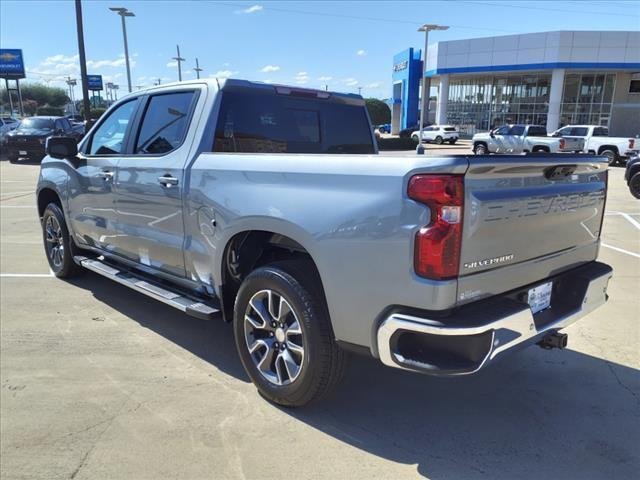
398 123 431 138
625 153 640 199
5 116 83 162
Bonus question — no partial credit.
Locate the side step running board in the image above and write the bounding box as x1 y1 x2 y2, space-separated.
75 256 219 320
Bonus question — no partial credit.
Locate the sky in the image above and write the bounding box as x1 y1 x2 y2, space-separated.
1 0 639 100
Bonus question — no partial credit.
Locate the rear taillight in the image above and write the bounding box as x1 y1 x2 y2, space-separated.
629 139 635 150
559 138 565 149
408 175 464 280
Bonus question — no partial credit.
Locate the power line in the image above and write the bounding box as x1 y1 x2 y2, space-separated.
453 1 639 18
214 1 520 33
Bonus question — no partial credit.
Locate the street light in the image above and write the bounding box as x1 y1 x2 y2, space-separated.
109 7 135 93
416 24 449 155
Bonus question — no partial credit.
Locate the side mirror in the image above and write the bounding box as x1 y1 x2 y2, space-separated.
489 130 495 138
46 136 78 159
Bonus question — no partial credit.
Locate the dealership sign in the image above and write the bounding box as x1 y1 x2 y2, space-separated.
0 49 26 79
393 60 408 72
87 74 103 91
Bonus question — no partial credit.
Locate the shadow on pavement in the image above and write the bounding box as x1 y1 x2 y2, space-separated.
70 272 640 479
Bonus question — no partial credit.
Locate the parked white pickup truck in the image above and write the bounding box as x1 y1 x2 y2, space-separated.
472 125 584 155
550 125 639 165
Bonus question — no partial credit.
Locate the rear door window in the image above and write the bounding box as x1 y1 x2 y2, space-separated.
510 125 526 136
526 126 547 136
135 91 197 155
593 127 609 137
570 127 588 136
214 90 374 154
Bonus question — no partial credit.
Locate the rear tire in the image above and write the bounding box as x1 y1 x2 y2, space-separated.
449 139 457 145
411 134 420 143
41 203 84 278
435 136 444 145
629 172 640 199
233 260 345 407
601 149 617 166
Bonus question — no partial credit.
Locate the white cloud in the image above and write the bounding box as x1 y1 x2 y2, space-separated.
137 76 148 82
167 61 178 68
236 4 263 14
260 64 280 73
210 70 238 78
263 79 274 84
343 78 358 87
366 82 381 88
87 54 132 69
223 62 230 67
357 49 367 56
294 72 309 84
42 54 79 66
318 76 332 82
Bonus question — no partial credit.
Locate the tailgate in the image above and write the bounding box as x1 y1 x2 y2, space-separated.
457 154 607 301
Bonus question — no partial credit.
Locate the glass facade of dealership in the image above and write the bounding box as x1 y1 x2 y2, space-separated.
445 73 617 136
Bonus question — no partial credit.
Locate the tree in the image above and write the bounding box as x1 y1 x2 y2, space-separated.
0 83 69 113
364 98 391 125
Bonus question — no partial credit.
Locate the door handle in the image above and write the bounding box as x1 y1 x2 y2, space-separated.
157 175 179 187
97 170 114 180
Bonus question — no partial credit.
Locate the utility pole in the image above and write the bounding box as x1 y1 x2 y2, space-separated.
325 84 328 91
109 7 135 92
358 86 362 96
416 24 449 155
113 84 119 100
194 58 203 79
172 45 185 81
75 0 91 123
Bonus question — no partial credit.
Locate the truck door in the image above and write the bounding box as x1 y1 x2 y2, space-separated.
113 88 201 277
506 125 526 153
67 98 140 254
491 125 511 152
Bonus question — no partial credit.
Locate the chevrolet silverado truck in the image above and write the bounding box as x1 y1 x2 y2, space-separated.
550 125 639 166
37 79 612 407
472 124 584 155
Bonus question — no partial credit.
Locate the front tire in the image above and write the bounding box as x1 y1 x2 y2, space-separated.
629 172 640 199
41 203 83 278
473 143 487 155
233 260 345 407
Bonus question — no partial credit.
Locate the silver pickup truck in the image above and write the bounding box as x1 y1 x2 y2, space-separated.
37 79 612 407
472 124 584 155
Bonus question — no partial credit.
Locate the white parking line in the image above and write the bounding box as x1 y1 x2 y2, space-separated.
0 273 54 278
0 205 36 208
0 191 35 196
601 243 640 259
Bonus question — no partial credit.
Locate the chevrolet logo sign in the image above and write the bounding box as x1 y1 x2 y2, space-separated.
0 53 19 61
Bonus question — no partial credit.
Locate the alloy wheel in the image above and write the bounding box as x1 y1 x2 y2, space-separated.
45 215 64 268
244 289 305 386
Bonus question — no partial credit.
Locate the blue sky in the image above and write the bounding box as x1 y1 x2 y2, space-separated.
1 0 639 99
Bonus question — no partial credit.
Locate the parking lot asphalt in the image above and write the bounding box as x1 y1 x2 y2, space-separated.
1 154 639 480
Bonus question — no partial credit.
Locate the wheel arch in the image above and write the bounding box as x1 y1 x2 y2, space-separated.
597 145 619 155
218 229 328 324
37 187 63 218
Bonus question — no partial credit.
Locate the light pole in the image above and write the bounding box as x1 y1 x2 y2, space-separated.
416 24 449 155
66 77 77 114
194 58 203 79
109 7 135 93
173 45 185 81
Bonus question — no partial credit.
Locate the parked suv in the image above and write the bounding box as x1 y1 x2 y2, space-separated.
37 79 612 406
411 125 459 145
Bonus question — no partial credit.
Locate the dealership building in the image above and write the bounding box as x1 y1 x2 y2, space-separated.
391 30 640 137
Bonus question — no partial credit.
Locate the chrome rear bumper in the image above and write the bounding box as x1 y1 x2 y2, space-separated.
377 262 612 375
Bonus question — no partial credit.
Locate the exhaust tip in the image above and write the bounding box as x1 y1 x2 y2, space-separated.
538 332 568 350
